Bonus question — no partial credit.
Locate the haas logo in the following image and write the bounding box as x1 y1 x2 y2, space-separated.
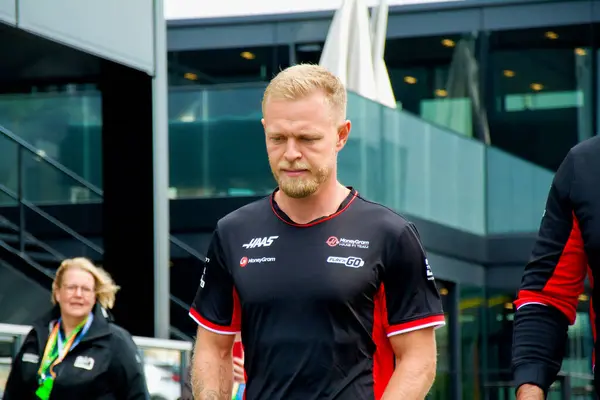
242 236 278 249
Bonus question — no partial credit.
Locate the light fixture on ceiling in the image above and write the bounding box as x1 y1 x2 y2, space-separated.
439 288 449 296
184 72 198 81
441 38 455 48
530 83 544 92
435 89 448 97
544 31 558 40
503 69 515 78
579 294 589 302
240 51 256 60
404 76 417 84
575 48 587 56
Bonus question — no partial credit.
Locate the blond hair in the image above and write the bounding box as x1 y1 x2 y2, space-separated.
52 257 120 309
262 63 347 122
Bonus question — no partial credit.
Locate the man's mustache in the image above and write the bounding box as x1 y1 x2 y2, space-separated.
278 162 311 171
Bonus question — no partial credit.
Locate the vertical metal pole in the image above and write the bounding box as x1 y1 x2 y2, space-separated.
288 43 297 66
449 282 462 400
12 335 22 359
180 349 190 395
17 146 25 253
152 0 170 339
560 375 571 400
480 283 489 398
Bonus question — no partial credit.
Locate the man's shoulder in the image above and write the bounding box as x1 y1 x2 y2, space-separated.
216 195 272 231
570 135 600 158
353 194 413 235
565 136 600 181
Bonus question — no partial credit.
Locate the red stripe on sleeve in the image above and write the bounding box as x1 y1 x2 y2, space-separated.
189 307 239 334
385 314 446 337
514 214 587 324
189 287 242 334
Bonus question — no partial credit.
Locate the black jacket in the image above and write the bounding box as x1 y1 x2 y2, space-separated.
512 135 600 394
3 304 149 400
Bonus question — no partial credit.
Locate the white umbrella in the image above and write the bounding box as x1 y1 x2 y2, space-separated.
370 0 397 109
319 0 354 85
346 0 377 102
320 0 395 107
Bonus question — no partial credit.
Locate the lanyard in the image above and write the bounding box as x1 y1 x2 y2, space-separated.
57 315 93 355
38 314 93 379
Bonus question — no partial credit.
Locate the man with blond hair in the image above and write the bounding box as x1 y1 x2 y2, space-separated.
189 64 445 400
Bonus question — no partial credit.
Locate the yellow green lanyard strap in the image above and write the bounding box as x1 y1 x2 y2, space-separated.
38 317 88 380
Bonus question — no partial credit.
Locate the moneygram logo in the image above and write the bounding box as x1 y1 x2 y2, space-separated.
240 256 276 267
326 236 369 249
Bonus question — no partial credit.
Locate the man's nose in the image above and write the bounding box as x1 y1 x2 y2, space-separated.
283 139 302 161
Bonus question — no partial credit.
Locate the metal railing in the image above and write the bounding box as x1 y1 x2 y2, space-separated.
0 123 204 329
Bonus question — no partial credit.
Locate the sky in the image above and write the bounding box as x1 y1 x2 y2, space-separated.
165 0 465 20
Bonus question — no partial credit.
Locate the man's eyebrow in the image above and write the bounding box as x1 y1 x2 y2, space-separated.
299 133 324 139
266 131 323 137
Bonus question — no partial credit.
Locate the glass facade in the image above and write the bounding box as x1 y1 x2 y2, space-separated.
1 26 596 231
487 25 594 172
168 23 600 170
161 23 600 234
0 86 102 206
168 45 290 85
165 83 559 235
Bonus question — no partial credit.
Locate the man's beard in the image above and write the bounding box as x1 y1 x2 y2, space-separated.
271 162 330 199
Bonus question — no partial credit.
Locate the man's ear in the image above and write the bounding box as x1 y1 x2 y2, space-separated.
336 120 351 151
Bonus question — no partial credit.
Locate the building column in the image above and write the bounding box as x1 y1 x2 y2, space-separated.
99 0 170 339
100 60 157 338
152 0 171 340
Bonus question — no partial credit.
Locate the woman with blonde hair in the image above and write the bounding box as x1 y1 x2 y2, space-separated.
4 257 148 400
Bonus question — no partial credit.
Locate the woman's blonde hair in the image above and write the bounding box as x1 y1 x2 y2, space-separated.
51 257 120 309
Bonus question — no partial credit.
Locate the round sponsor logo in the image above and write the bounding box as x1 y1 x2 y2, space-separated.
240 257 249 267
326 236 339 247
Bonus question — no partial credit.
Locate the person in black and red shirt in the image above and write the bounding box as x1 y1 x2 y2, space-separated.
512 135 600 399
189 64 445 400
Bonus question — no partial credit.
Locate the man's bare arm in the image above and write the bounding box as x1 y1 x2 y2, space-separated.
191 326 237 400
516 384 544 400
382 327 437 399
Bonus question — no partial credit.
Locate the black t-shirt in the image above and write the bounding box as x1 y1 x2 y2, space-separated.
190 188 445 400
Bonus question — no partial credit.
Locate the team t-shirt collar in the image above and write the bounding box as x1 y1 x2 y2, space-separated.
269 186 358 227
